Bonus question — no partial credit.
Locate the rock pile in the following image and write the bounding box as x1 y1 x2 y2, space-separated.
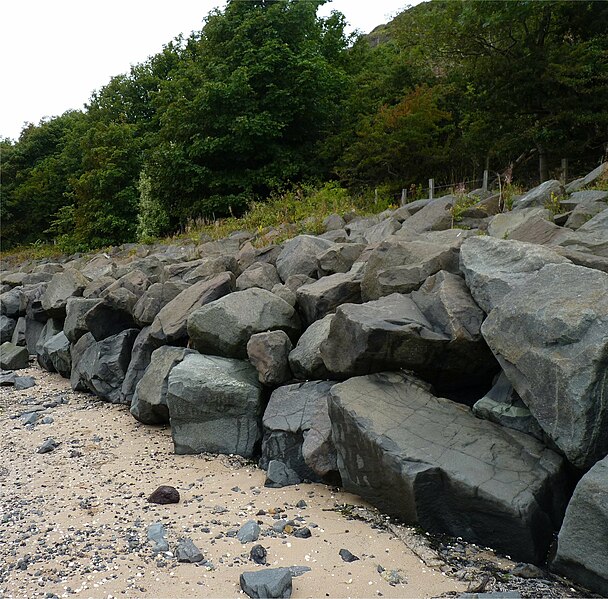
1 164 607 594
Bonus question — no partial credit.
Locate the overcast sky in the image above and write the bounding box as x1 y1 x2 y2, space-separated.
0 0 415 141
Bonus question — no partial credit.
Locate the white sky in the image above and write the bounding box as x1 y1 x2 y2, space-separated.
0 0 414 141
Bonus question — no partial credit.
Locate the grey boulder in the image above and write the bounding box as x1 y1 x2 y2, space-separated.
240 568 292 599
288 314 333 381
40 269 88 318
565 161 608 193
0 315 16 343
42 332 71 378
166 353 262 457
175 538 205 563
0 342 29 370
236 262 281 291
275 235 334 282
63 297 103 342
188 288 301 359
329 372 569 564
514 179 562 210
246 330 293 386
481 263 608 469
552 455 608 596
132 281 187 327
119 327 162 406
36 318 64 371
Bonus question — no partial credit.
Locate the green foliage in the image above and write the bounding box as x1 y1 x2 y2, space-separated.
136 170 170 241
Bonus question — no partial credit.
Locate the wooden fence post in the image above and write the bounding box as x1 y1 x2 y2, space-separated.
400 189 407 206
561 158 568 185
429 178 434 200
483 170 489 192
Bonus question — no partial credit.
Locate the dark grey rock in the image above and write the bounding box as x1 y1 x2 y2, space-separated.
77 329 140 404
481 263 608 469
22 412 39 425
0 288 25 318
275 235 335 282
250 544 267 564
132 282 188 327
565 161 608 193
292 527 311 538
42 332 71 378
166 353 263 457
361 238 459 301
82 301 137 342
148 485 180 504
23 318 45 355
339 549 359 562
511 563 545 579
0 370 16 385
36 318 64 371
237 262 281 291
130 346 193 424
398 195 456 235
63 297 104 342
181 255 238 285
188 288 301 359
10 316 26 347
37 438 59 454
149 272 235 344
288 314 333 381
459 236 570 313
120 327 162 406
70 332 96 391
264 460 302 488
0 315 16 343
246 331 293 386
296 272 362 326
329 372 569 564
99 269 151 313
552 455 608 596
237 520 261 543
0 342 29 370
514 180 562 210
240 568 292 599
41 269 88 318
317 243 366 277
261 381 337 482
175 538 204 563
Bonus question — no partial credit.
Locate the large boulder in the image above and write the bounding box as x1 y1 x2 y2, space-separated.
149 272 235 344
398 195 456 235
0 342 29 370
82 301 137 341
558 208 608 258
459 236 570 313
120 327 163 406
36 318 64 371
63 297 104 343
361 239 459 301
288 314 333 381
0 288 25 318
514 179 562 210
166 353 263 457
246 331 293 386
321 273 497 392
70 333 96 392
565 200 607 230
0 315 16 343
40 269 88 318
296 272 362 326
132 282 188 327
565 161 608 193
317 243 366 277
481 263 608 470
188 288 301 359
42 332 71 378
77 329 140 403
130 346 194 424
275 235 334 282
552 456 608 595
329 372 570 564
261 381 337 483
236 262 281 292
182 255 238 285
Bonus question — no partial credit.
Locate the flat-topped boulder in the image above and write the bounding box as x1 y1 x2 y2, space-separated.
187 288 301 359
329 372 569 564
275 235 335 281
481 263 608 469
166 353 263 457
40 268 88 318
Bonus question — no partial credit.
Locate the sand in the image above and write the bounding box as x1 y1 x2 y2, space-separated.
0 365 468 599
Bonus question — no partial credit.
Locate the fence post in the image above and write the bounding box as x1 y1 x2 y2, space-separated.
374 188 378 205
400 189 407 206
429 178 434 200
482 170 489 192
561 158 568 185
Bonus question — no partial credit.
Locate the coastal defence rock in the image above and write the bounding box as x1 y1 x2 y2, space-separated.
166 353 263 457
481 263 608 470
329 372 570 564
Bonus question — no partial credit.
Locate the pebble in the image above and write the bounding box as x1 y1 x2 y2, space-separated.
339 548 360 562
36 438 59 454
148 485 180 505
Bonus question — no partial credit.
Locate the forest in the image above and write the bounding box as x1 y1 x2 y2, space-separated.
1 0 607 252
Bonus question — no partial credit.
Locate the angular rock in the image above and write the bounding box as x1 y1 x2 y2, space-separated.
240 568 292 599
14 376 36 390
250 544 267 565
317 243 366 277
70 332 96 391
63 298 104 343
80 254 116 280
329 372 569 564
147 523 169 553
296 272 362 326
149 272 235 344
37 438 59 454
565 200 607 230
0 342 29 370
148 485 180 504
246 331 293 386
0 288 25 318
264 460 302 488
552 456 608 596
11 317 27 347
82 276 115 299
565 161 608 193
236 242 281 274
361 239 459 301
237 520 261 544
288 314 333 381
514 180 562 210
166 353 263 457
558 208 608 257
188 288 301 359
175 538 204 563
488 207 552 239
459 236 570 313
36 319 64 372
323 213 345 232
182 255 238 285
275 235 335 282
261 381 337 482
132 282 187 327
42 332 71 378
130 346 193 424
77 329 139 403
481 263 608 469
398 195 456 235
270 284 297 307
362 217 402 244
100 269 151 312
236 262 281 292
41 269 88 318
0 315 16 343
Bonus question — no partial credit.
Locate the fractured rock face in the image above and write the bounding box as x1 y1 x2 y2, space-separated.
481 263 608 469
329 372 570 564
166 353 263 457
275 235 335 282
40 269 88 318
288 314 333 381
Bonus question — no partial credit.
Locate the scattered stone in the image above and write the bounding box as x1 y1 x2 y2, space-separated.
175 538 204 563
292 527 311 538
14 375 36 390
37 438 59 454
0 370 16 386
250 544 267 565
240 568 293 599
147 523 169 553
237 520 261 544
0 342 29 370
511 563 546 580
264 460 302 488
339 549 359 562
148 485 180 505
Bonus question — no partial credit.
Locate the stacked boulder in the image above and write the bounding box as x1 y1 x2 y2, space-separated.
2 163 608 592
